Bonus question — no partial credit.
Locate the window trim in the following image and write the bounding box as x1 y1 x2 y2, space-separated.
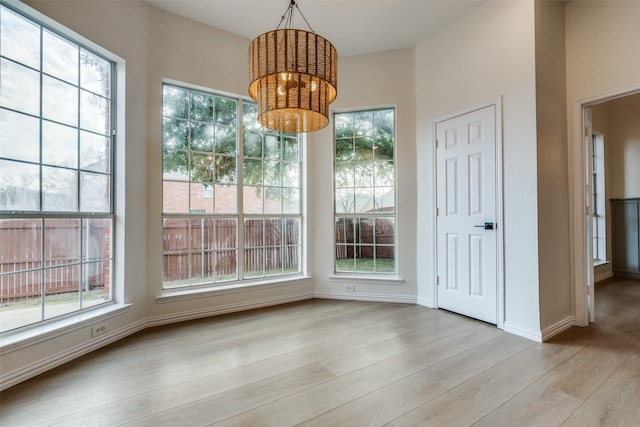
332 105 399 277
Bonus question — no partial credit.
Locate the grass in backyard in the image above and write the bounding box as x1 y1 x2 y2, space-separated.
0 290 108 311
335 257 395 273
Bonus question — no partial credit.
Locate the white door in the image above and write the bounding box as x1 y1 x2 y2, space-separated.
436 105 498 324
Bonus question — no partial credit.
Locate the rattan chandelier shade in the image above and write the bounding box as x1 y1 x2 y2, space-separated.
248 28 337 133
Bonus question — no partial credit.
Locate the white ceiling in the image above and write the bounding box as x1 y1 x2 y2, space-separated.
146 0 484 57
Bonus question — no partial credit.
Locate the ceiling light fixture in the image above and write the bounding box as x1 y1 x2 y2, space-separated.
248 0 338 133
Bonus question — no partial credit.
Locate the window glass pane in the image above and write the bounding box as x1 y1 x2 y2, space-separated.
0 159 40 210
80 131 110 173
265 219 283 246
44 264 80 319
263 161 281 186
163 118 189 150
242 101 260 132
354 111 373 136
335 188 355 214
374 246 395 273
190 92 213 122
335 162 354 188
335 114 353 138
163 180 189 213
189 182 213 214
42 166 78 211
0 272 42 330
354 164 373 187
82 218 111 261
375 187 395 210
243 185 263 214
0 219 42 271
190 152 213 183
282 162 299 188
215 97 236 126
42 120 78 168
355 188 374 213
264 134 280 160
44 218 80 266
375 161 395 186
243 132 262 158
190 122 213 151
214 184 236 214
163 86 189 119
80 90 110 135
244 219 263 247
80 49 111 98
282 188 300 214
43 75 78 126
243 159 263 185
80 171 109 212
43 28 79 84
335 139 354 162
283 137 298 162
0 58 40 115
355 136 374 161
162 217 190 287
82 259 111 307
1 6 40 69
264 187 282 214
163 149 188 180
215 125 236 155
214 155 236 184
0 109 40 162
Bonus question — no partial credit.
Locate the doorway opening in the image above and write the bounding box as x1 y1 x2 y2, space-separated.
574 89 640 325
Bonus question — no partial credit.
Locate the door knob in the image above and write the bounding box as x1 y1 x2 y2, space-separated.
474 222 494 230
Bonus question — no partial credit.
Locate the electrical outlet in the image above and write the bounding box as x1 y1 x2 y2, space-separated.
344 284 355 292
92 324 107 337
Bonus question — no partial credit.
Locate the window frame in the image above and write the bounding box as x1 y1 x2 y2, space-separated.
161 81 306 291
332 106 398 277
0 1 119 333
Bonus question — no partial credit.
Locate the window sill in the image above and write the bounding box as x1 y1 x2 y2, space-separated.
594 260 610 267
0 303 132 354
156 275 313 304
329 274 404 286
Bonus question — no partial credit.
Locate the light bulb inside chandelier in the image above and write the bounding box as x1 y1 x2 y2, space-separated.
248 0 338 133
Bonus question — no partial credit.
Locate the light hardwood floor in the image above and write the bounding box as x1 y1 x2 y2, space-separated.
1 277 639 426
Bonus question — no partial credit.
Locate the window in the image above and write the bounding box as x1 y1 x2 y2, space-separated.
0 4 115 332
162 84 303 289
592 132 606 262
333 108 396 274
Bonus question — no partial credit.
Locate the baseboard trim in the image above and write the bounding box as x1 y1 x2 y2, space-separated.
0 319 146 391
595 270 613 283
503 321 542 342
416 297 434 308
541 315 575 342
314 291 416 304
146 291 314 328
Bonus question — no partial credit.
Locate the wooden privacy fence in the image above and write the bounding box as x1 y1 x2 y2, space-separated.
163 218 300 282
0 219 111 302
335 217 395 259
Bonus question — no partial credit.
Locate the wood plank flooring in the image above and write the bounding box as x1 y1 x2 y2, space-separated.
1 277 639 426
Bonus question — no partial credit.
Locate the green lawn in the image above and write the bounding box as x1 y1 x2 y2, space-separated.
335 257 395 273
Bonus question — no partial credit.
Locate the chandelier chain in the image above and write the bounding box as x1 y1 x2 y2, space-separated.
275 0 315 33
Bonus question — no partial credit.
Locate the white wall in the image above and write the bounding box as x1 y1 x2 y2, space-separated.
415 1 541 337
310 48 417 301
534 0 571 334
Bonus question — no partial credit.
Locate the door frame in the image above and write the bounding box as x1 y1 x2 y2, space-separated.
571 86 640 326
433 97 505 329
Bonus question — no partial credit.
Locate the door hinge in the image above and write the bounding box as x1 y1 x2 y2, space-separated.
435 139 439 149
437 275 440 285
436 207 439 216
